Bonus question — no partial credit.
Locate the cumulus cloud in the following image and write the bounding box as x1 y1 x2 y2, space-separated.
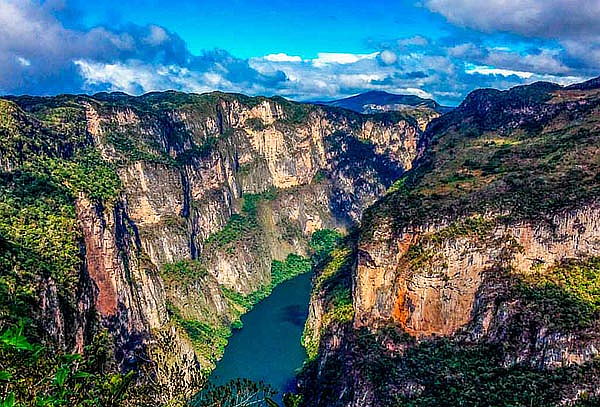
0 0 596 105
311 52 379 67
425 0 600 39
379 50 398 65
397 36 430 47
263 53 303 62
425 0 600 71
0 0 286 95
465 65 534 79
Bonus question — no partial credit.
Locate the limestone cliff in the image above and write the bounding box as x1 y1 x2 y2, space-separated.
0 91 425 402
300 80 600 407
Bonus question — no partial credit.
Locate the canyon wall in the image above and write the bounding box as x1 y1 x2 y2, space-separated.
300 80 600 407
0 91 426 401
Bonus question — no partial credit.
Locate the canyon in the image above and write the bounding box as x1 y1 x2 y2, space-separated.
299 79 600 407
0 90 424 405
1 76 599 407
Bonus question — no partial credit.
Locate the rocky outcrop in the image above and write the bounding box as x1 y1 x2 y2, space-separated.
301 79 600 407
1 90 428 402
355 204 600 336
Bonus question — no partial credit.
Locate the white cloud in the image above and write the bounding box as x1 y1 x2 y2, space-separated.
263 53 302 62
397 36 429 47
425 0 600 39
16 56 31 67
379 50 398 65
145 25 168 46
311 52 378 67
392 87 433 99
465 64 534 79
75 60 164 94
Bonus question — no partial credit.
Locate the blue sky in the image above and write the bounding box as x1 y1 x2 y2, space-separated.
1 0 599 105
66 0 450 58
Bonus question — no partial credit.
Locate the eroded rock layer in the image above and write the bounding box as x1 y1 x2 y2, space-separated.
0 91 425 402
300 79 600 407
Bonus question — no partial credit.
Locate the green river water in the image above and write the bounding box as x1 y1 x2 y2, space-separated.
209 272 313 402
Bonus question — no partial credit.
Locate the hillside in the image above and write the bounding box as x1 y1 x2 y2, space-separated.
299 78 600 407
0 90 427 405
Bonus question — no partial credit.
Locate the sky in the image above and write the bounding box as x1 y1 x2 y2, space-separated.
1 0 599 105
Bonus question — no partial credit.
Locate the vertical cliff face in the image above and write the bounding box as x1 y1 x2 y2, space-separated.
301 80 600 407
0 91 427 402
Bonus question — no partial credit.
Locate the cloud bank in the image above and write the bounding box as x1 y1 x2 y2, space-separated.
425 0 600 71
0 0 597 105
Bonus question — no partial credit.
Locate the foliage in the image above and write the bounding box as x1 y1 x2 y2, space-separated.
245 118 267 131
222 254 312 314
271 254 312 286
516 257 600 330
105 127 177 166
307 329 600 407
311 170 327 184
0 322 146 407
161 260 208 285
175 137 219 164
0 171 81 316
386 176 409 195
191 379 278 407
270 97 313 124
204 188 278 249
362 86 600 240
387 338 600 407
38 150 122 201
204 214 255 249
309 229 342 265
166 304 231 366
303 236 355 361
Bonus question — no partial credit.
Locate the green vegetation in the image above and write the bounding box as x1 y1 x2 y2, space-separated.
175 137 220 164
516 257 600 330
313 246 353 291
372 336 600 407
302 326 600 407
105 127 177 166
167 304 232 366
309 229 343 265
222 254 312 313
204 188 278 249
192 379 305 407
386 176 409 194
0 100 153 406
170 252 312 366
0 171 81 314
272 254 312 285
303 236 355 361
270 97 313 124
0 322 149 407
362 86 600 240
321 286 353 328
39 150 122 201
192 379 277 407
245 117 267 131
161 260 208 286
311 169 327 184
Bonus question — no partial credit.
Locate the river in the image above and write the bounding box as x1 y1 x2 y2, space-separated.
208 272 313 402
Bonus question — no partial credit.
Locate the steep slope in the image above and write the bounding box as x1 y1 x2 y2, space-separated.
0 91 426 404
300 79 600 407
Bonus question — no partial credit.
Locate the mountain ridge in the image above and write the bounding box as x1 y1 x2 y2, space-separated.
313 90 453 114
299 75 600 407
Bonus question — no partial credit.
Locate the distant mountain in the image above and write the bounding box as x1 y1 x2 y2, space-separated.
314 90 453 115
566 75 600 90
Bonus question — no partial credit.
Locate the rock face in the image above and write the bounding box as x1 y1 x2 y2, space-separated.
300 79 600 407
0 91 426 402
